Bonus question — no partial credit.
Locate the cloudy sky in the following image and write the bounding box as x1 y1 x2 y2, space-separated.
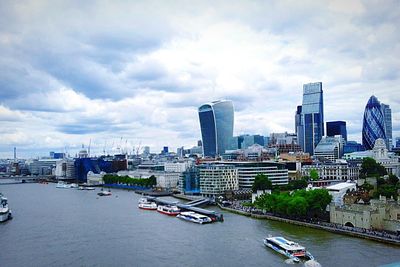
0 0 399 158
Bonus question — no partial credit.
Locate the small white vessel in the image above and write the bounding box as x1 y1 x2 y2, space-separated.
56 181 72 189
0 194 12 222
138 198 157 210
97 190 112 196
263 236 314 263
157 205 180 216
176 211 212 224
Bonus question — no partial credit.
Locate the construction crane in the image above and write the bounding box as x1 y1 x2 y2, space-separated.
136 141 142 156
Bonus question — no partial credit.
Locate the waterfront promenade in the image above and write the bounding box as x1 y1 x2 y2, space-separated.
219 202 400 246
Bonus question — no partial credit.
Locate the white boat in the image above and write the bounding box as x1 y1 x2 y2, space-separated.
70 183 79 188
263 236 314 263
56 181 72 189
157 205 180 216
138 199 157 210
0 194 12 222
97 190 112 196
176 211 212 224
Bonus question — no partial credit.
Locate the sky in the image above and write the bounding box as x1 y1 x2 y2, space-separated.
0 0 399 158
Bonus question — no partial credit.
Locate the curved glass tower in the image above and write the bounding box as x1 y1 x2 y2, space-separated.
362 95 386 150
198 100 234 157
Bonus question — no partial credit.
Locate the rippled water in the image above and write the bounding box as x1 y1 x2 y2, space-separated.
0 183 399 267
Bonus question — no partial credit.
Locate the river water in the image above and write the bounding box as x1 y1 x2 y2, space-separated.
0 183 399 267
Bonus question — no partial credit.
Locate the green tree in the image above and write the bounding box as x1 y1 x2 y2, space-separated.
360 157 387 178
361 182 374 192
388 174 399 185
287 196 308 217
252 174 273 192
309 169 319 181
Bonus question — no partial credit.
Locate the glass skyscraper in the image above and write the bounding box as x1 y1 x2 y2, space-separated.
298 82 324 155
362 95 386 150
326 121 347 141
198 100 234 157
381 103 392 149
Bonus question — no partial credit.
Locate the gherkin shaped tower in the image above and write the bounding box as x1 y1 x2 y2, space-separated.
362 95 386 150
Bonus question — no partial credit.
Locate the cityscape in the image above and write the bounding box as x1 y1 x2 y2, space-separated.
1 1 400 267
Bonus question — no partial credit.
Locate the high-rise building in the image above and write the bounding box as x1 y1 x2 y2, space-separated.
314 136 345 161
381 103 392 149
198 100 234 157
295 105 302 135
298 82 324 155
362 96 386 150
326 121 347 141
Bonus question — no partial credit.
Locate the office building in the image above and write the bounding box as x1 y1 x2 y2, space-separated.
219 161 289 189
301 161 359 185
381 103 392 149
362 96 387 150
298 82 324 155
198 100 234 157
314 136 345 161
326 121 347 141
199 164 238 197
179 166 200 194
343 141 365 154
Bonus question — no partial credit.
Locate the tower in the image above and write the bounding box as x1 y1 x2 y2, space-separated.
198 100 234 157
362 95 386 150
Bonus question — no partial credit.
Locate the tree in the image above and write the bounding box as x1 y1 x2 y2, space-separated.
287 196 308 217
360 157 387 178
252 174 273 192
309 169 319 181
388 174 399 185
361 182 374 192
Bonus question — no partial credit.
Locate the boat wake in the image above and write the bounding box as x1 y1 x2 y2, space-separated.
304 260 322 267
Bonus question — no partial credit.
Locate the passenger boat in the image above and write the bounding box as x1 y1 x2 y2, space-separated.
263 236 314 263
176 211 212 224
157 205 180 216
138 198 157 210
0 194 12 222
97 190 112 196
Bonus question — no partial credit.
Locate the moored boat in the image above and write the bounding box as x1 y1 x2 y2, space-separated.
263 236 314 263
176 211 212 224
157 205 180 216
0 194 12 222
138 198 157 210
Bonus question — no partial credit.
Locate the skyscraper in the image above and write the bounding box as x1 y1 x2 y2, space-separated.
298 82 324 155
326 121 347 141
198 100 234 157
362 95 386 150
381 103 392 149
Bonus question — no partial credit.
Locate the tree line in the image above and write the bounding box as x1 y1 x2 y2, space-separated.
103 174 157 187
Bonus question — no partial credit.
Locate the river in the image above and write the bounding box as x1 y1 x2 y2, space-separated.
0 182 399 267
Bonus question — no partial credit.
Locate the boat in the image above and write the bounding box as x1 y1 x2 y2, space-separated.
157 205 180 216
176 211 212 224
138 198 157 210
97 190 112 196
0 194 12 222
263 236 314 263
78 186 95 190
56 181 72 189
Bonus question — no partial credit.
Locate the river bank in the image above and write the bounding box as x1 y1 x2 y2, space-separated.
218 204 400 246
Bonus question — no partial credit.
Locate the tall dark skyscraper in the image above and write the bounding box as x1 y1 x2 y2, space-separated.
198 100 234 157
381 103 392 149
298 82 324 155
326 121 347 141
362 95 386 150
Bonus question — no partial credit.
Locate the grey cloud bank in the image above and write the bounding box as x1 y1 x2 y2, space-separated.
0 0 399 157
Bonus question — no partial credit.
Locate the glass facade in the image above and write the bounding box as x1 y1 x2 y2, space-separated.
381 103 392 149
362 96 386 150
299 82 324 155
198 100 234 157
326 121 347 141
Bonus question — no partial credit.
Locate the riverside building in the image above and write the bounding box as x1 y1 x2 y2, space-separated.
199 164 238 197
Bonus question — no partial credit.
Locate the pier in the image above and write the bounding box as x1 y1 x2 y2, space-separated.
144 196 224 222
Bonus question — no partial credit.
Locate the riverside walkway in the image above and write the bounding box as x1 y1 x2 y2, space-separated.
219 202 400 246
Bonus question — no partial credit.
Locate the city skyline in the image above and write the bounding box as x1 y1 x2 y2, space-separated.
1 1 400 158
